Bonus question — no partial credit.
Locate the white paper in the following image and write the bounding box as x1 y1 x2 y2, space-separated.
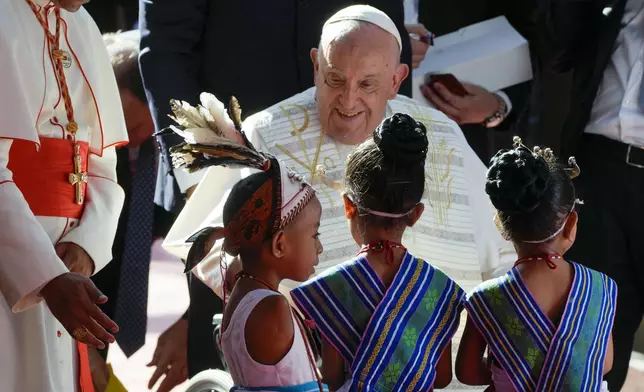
411 16 533 103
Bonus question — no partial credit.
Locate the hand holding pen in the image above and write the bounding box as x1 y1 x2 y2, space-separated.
405 23 435 69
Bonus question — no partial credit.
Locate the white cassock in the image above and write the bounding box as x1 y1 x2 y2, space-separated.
0 1 127 391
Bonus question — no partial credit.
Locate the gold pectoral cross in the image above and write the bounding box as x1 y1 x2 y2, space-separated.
68 143 88 205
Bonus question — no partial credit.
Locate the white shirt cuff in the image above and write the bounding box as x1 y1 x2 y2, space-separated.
173 167 206 193
495 90 513 119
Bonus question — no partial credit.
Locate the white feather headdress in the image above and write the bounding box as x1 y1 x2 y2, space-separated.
167 93 270 172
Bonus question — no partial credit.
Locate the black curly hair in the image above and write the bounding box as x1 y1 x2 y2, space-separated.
485 145 576 243
345 113 428 228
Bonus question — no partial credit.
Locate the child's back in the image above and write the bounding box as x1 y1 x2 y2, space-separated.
457 137 616 392
518 258 573 327
519 259 613 377
293 250 464 391
463 259 615 392
293 114 465 391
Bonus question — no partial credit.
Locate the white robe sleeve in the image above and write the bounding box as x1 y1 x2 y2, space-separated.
58 147 125 275
0 140 68 312
162 165 247 261
173 166 207 193
189 170 239 299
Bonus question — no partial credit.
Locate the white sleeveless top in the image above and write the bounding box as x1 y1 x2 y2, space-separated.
221 289 317 387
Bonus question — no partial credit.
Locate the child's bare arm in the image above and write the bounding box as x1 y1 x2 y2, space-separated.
245 295 294 365
603 332 613 375
321 337 345 390
455 316 491 385
434 342 453 388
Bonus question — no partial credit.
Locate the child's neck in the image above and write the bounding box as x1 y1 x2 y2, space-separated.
515 242 566 260
359 229 406 266
238 263 281 292
360 228 404 247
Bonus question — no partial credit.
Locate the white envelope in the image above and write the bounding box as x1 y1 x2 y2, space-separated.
411 16 533 104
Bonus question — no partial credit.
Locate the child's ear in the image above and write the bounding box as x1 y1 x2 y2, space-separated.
343 193 357 219
407 203 425 227
271 230 286 258
562 210 578 246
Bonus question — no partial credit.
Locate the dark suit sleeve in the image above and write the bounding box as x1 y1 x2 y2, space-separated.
536 0 613 72
138 0 207 177
496 81 532 132
366 0 413 97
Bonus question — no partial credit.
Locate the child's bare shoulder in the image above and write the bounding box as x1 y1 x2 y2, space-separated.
247 293 292 325
245 293 295 365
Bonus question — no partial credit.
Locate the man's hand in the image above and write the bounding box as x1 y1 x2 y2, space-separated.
422 82 501 125
40 273 119 349
147 318 189 392
56 242 94 277
406 24 431 69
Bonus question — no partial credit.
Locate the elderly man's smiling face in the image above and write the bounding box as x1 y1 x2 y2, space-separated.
311 22 409 145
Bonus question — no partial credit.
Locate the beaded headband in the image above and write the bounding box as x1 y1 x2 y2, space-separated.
345 193 415 219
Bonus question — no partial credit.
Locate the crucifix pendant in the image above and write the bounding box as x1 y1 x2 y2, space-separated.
68 143 88 205
52 49 73 68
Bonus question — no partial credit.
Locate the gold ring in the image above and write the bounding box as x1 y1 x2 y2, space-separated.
71 327 88 340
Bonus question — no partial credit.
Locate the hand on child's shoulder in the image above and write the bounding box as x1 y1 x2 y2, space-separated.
245 294 295 366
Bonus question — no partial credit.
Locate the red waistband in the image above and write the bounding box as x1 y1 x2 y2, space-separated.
8 138 88 219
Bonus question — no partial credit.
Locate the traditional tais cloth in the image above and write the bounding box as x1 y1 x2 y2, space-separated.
292 252 465 390
184 156 315 265
464 263 617 392
164 87 515 297
213 157 315 256
0 1 127 391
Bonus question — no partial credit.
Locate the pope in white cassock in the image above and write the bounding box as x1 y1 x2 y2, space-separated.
164 5 515 338
0 0 127 391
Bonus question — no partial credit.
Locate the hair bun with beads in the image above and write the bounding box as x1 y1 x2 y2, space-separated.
373 113 428 165
485 147 550 213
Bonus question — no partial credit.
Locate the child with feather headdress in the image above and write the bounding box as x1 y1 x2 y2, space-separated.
167 94 328 392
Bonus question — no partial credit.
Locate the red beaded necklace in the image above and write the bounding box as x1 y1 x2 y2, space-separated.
235 271 277 291
358 240 406 265
513 253 562 269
